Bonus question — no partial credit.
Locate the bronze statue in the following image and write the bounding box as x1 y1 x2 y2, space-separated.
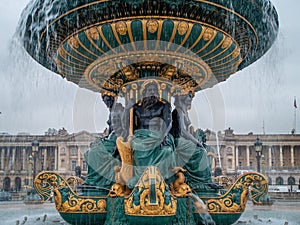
102 93 117 135
83 96 124 190
126 80 176 186
171 91 215 194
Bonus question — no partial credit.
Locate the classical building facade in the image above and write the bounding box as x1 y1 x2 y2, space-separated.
1 128 299 193
0 129 102 192
206 128 300 190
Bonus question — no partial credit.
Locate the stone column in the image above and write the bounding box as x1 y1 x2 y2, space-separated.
268 146 272 167
246 146 250 167
57 147 61 170
279 145 283 167
6 148 11 171
54 147 58 170
0 148 4 170
291 146 295 167
77 146 81 167
11 148 16 171
22 148 26 170
235 146 239 168
43 148 48 170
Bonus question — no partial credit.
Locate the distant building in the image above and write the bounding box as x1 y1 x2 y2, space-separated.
0 128 102 193
206 128 300 190
0 128 299 194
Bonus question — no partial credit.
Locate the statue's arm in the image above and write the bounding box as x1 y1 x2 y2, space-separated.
121 105 130 140
163 102 172 136
178 112 203 148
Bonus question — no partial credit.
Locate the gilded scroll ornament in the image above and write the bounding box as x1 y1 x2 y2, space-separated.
205 173 268 213
34 172 107 213
124 167 177 216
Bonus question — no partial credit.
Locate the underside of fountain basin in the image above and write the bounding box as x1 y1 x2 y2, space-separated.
19 0 278 95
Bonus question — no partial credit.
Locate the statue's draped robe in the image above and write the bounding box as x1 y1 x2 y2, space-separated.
84 134 120 190
130 99 176 181
171 109 213 191
131 129 175 179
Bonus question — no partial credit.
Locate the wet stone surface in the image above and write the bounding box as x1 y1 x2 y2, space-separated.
1 201 300 225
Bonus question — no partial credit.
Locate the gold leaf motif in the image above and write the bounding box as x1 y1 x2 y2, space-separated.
234 58 243 67
177 22 189 36
147 20 159 33
131 83 138 90
116 21 127 36
222 37 233 49
160 83 166 90
68 36 79 49
58 47 66 58
86 27 100 40
232 48 241 59
124 167 177 216
203 28 215 41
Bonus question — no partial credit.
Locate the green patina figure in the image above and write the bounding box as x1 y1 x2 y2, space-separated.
128 80 176 185
84 96 124 191
170 92 217 194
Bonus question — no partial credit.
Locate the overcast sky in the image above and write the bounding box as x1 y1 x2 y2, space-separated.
0 0 299 135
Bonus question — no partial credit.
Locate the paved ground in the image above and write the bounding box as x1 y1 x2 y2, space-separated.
1 200 300 225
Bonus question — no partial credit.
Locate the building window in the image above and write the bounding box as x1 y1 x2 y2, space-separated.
83 161 87 171
268 177 272 185
288 177 296 185
276 177 284 185
71 161 77 171
227 147 232 155
250 161 253 167
71 147 77 156
228 159 232 169
238 161 242 167
238 149 242 157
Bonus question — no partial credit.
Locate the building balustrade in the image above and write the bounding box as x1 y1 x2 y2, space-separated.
237 166 300 172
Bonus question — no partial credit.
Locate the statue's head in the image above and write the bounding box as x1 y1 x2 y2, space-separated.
101 92 117 109
141 80 160 98
174 91 194 110
111 103 125 136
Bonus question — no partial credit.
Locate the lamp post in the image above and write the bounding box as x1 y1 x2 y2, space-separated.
254 137 262 173
31 139 39 184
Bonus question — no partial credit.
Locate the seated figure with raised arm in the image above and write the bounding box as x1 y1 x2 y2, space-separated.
84 93 124 192
170 90 216 194
125 79 176 186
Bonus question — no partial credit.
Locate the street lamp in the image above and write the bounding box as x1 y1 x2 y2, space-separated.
254 137 263 173
32 139 39 183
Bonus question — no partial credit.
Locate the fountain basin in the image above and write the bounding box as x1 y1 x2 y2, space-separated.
19 0 279 94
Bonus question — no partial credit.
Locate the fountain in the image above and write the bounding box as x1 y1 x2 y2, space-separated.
18 0 279 225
